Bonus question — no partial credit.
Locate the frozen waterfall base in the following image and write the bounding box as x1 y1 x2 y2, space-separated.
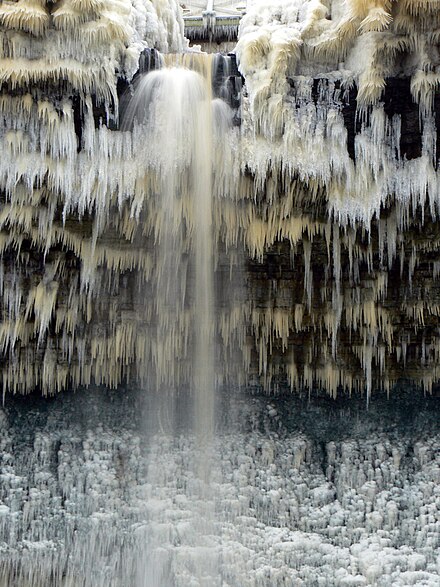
0 386 438 587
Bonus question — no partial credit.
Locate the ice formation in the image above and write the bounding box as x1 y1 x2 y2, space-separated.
0 0 189 394
1 0 440 399
0 390 438 586
236 0 440 219
0 2 440 586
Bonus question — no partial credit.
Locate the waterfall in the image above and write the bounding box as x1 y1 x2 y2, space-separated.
1 2 440 586
122 58 218 436
121 56 229 586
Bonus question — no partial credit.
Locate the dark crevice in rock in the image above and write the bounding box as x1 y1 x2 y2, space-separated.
341 78 425 162
383 78 422 161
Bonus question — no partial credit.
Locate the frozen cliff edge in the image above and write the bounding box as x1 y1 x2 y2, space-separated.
1 0 440 397
236 0 440 222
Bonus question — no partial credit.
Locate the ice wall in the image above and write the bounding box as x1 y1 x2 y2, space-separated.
0 0 189 394
226 0 440 397
236 0 440 220
1 0 440 398
238 1 440 116
0 0 186 97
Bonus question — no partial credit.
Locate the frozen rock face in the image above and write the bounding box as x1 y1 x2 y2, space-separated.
1 1 440 397
225 0 440 397
0 389 438 587
236 0 440 220
237 0 440 118
0 0 186 97
0 1 189 394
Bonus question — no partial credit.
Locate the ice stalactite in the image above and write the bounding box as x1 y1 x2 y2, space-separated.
1 0 440 399
227 0 440 397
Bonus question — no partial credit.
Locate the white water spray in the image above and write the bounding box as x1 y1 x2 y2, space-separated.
123 63 216 411
122 59 222 585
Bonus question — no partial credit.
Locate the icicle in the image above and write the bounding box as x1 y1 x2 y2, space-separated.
303 239 313 311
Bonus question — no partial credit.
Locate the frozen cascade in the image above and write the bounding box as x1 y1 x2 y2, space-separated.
1 1 440 585
3 1 440 395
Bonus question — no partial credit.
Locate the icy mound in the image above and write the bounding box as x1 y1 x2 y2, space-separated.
0 390 438 587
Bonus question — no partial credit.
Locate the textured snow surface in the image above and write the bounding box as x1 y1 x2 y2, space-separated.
0 389 438 586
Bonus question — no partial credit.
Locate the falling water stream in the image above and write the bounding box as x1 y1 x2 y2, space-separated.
122 55 223 585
